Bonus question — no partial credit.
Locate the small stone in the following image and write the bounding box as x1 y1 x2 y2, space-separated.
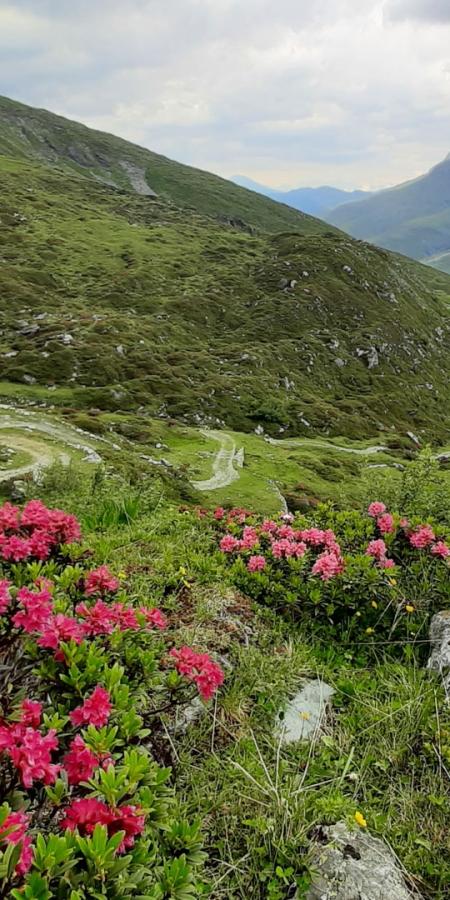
427 611 450 688
276 679 335 744
11 481 27 501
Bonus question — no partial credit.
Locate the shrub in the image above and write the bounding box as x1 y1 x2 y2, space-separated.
208 502 450 655
0 500 224 898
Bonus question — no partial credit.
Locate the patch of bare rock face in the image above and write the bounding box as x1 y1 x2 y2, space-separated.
119 160 157 196
303 823 414 900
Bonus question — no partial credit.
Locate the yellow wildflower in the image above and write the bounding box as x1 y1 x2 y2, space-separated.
371 601 377 609
183 580 191 589
389 578 397 586
118 573 126 580
366 628 373 634
179 566 186 576
355 812 367 828
355 612 361 617
406 605 414 613
301 713 310 720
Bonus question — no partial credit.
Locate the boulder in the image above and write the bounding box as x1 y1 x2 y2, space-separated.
305 823 413 900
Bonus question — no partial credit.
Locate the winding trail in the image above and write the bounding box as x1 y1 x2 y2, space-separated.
0 408 103 482
192 430 242 491
266 437 388 455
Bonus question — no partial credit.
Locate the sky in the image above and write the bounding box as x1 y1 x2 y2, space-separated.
0 0 449 190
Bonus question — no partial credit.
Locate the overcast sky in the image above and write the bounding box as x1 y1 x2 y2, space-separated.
1 0 449 190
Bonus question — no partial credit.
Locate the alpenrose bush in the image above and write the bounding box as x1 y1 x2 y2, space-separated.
207 503 450 649
0 501 224 899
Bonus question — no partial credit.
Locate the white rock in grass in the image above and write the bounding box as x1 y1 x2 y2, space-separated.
276 679 334 744
304 823 413 900
427 610 450 688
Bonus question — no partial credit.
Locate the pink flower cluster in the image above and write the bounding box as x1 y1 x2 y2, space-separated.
220 516 346 581
70 685 112 729
0 700 60 788
170 647 224 701
63 735 112 786
61 798 145 853
0 500 80 563
85 566 120 596
0 810 34 875
75 600 167 635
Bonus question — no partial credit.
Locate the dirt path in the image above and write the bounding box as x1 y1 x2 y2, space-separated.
0 409 103 482
266 437 388 455
192 430 243 491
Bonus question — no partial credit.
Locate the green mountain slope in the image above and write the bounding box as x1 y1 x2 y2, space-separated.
326 154 450 272
2 147 450 441
0 94 329 237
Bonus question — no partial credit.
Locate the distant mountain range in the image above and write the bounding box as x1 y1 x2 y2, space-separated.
231 176 374 218
326 154 450 274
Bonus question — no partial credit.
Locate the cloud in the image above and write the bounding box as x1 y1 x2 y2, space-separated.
1 0 450 189
386 0 450 23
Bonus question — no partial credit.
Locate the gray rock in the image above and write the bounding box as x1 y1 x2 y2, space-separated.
278 278 289 289
160 458 172 468
305 823 413 899
427 611 450 687
23 375 36 384
367 346 379 369
276 679 335 744
11 481 27 501
334 358 345 367
18 324 40 336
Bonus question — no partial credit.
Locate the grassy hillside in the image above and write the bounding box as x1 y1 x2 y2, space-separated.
326 154 450 272
0 94 329 237
1 152 450 441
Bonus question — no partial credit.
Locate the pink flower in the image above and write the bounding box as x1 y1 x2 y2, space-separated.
137 606 167 629
300 528 325 546
377 513 395 534
170 647 224 701
85 566 119 596
61 799 145 854
63 735 99 785
378 558 396 569
2 536 31 562
220 535 239 552
0 503 20 532
272 539 297 558
20 700 42 729
323 529 338 547
400 518 409 528
0 579 11 614
261 520 278 533
9 728 60 788
37 614 85 650
280 512 294 523
75 600 116 635
247 555 267 572
366 539 387 560
28 530 55 560
0 810 34 875
409 524 435 549
70 686 112 728
277 525 294 540
240 526 259 549
48 509 81 544
12 588 53 633
110 603 140 631
294 542 307 557
213 507 225 519
311 552 345 581
368 502 386 518
431 541 450 558
20 501 52 532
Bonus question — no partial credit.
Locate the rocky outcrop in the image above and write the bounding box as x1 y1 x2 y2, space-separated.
427 610 450 688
